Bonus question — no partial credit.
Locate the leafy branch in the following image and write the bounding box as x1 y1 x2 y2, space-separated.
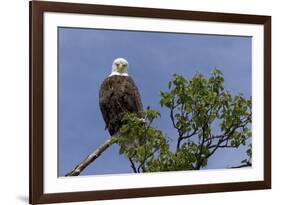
66 69 252 176
159 69 252 170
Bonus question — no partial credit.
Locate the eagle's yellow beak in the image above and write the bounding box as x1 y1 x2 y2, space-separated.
117 64 124 72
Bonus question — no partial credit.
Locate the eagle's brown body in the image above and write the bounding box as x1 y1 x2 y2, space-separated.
99 75 143 136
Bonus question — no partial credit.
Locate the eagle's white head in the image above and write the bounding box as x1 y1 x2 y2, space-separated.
109 58 129 77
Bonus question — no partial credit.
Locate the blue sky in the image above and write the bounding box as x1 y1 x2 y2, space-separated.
58 27 252 176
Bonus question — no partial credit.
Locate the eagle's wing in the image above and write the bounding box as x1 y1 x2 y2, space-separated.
125 76 143 113
99 77 113 130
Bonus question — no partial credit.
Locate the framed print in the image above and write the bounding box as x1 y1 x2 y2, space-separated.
29 0 271 204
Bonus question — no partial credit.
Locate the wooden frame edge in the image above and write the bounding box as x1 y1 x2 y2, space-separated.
263 16 272 189
30 1 44 204
33 181 269 204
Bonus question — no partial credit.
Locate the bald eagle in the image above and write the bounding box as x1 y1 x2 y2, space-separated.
99 58 143 136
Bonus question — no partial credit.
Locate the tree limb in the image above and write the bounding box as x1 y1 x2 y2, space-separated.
129 157 138 173
231 161 252 168
137 147 159 173
65 137 117 176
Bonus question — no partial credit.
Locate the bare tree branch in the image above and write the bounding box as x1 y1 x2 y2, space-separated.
129 157 137 173
231 161 252 168
181 128 198 140
65 137 117 176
